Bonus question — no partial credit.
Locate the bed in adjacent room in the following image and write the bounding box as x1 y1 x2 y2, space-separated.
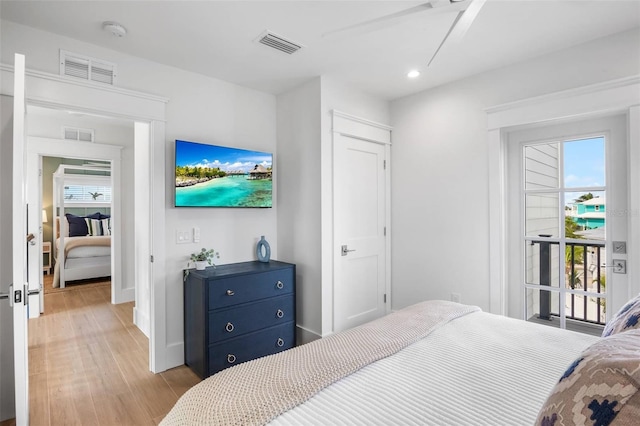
162 298 640 426
53 226 111 288
52 163 113 288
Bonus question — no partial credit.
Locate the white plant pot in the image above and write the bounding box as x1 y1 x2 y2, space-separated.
195 261 208 270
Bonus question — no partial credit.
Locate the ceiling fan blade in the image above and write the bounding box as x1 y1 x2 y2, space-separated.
448 0 486 41
323 2 447 40
427 10 464 67
427 0 486 66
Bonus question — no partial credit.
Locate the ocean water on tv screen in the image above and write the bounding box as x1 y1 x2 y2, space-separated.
175 175 271 207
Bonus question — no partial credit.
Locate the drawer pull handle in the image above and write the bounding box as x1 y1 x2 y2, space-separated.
276 281 284 289
276 309 284 319
276 338 285 347
226 290 235 296
225 322 234 332
227 354 236 364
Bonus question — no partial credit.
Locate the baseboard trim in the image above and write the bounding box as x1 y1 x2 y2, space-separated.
115 286 134 304
133 306 150 338
296 324 322 345
165 342 185 370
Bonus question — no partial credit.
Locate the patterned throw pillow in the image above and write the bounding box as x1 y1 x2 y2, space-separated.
536 329 640 426
101 218 111 236
84 218 104 236
602 294 640 337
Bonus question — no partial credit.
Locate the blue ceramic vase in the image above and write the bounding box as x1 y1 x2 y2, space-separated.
256 235 271 263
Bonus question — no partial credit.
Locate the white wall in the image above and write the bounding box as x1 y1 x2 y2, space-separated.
0 95 15 421
276 75 390 340
1 20 278 369
390 28 640 312
134 122 151 336
276 78 322 343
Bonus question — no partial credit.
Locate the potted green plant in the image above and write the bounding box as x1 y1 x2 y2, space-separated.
190 247 219 271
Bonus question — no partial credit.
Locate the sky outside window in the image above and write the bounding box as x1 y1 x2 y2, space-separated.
564 137 605 189
563 137 605 206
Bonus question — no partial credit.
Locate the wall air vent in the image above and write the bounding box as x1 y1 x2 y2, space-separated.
257 31 304 55
60 50 117 85
63 126 95 142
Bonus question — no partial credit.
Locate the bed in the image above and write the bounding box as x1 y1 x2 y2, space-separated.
161 298 640 426
52 163 113 288
53 233 111 288
52 215 111 288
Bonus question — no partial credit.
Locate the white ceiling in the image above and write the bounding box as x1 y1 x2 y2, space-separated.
2 0 639 101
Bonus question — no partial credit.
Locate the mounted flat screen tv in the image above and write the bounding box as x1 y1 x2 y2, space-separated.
175 140 272 208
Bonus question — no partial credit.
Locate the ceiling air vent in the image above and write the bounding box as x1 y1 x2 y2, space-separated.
257 31 303 55
63 126 95 142
60 50 117 85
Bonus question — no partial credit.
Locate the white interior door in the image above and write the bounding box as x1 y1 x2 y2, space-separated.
12 52 30 425
334 134 387 332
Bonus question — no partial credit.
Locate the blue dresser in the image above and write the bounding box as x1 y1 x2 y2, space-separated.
184 260 296 378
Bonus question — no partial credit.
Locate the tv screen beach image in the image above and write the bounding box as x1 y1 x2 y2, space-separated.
175 140 272 207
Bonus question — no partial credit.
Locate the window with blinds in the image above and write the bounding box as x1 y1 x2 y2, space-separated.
63 184 112 203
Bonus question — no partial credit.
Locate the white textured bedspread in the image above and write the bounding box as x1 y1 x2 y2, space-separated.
270 311 598 426
162 301 479 426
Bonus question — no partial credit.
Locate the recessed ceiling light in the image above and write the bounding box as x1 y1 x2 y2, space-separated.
103 21 127 38
407 70 420 78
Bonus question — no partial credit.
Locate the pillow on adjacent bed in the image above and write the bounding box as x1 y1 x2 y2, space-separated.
84 217 111 236
602 294 640 337
85 218 101 236
65 213 89 237
101 218 111 236
65 213 111 237
536 329 640 426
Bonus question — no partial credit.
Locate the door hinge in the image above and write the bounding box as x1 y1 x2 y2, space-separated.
384 293 387 303
384 226 386 236
150 255 154 263
383 160 386 170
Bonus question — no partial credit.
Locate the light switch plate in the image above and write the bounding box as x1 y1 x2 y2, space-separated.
613 259 627 274
176 229 191 244
193 227 200 243
613 241 627 254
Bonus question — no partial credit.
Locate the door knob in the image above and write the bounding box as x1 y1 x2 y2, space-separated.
341 245 356 256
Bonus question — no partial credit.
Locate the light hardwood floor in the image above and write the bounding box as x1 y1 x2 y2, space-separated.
21 276 200 425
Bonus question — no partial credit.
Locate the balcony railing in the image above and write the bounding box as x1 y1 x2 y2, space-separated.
532 238 606 325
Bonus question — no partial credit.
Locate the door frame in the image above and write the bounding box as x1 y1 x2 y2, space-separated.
505 116 627 325
26 137 124 313
0 62 170 375
330 110 392 333
487 76 640 317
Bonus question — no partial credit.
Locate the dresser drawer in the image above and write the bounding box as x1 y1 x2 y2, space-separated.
209 295 294 343
208 269 294 308
208 321 295 375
